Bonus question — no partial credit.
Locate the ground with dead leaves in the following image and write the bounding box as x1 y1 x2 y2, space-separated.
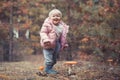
0 54 120 80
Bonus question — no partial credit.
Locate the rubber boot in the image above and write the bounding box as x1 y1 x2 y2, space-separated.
45 65 58 74
49 65 58 74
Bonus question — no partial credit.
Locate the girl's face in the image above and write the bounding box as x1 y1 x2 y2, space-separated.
50 13 61 25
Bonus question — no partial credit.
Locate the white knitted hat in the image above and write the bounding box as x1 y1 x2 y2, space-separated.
48 9 62 17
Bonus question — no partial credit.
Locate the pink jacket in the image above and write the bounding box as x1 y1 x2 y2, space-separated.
40 17 69 49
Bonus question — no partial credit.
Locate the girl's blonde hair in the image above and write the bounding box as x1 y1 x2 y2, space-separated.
49 9 62 17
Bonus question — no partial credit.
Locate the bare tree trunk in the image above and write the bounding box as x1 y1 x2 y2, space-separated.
65 44 72 61
66 0 72 23
9 1 13 61
3 41 9 61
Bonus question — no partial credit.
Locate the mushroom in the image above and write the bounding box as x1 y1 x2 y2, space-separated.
39 66 44 73
0 74 9 80
37 66 47 76
107 59 113 66
64 61 77 75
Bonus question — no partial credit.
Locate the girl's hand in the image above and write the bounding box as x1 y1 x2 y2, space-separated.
61 44 68 50
44 41 51 47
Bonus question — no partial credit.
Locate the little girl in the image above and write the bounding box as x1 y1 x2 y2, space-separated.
40 9 69 74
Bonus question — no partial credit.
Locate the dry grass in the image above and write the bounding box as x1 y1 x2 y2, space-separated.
0 54 120 80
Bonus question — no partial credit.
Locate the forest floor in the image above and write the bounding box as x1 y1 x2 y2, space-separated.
0 54 120 80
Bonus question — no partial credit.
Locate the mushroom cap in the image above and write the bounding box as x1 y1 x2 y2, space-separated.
107 59 113 62
0 74 9 79
39 66 44 71
64 61 78 65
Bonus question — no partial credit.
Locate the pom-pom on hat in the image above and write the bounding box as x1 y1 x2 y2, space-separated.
48 9 62 18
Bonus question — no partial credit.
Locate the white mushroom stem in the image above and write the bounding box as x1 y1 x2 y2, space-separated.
68 65 72 74
64 61 77 75
40 70 43 74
